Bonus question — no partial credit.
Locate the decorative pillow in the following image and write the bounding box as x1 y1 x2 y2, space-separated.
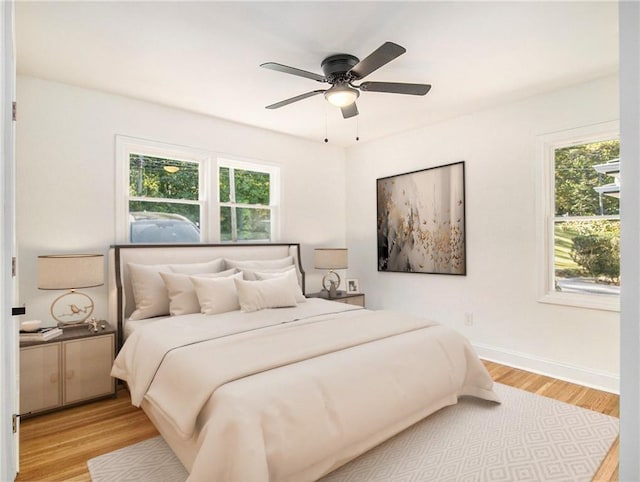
128 263 173 320
224 256 294 271
160 268 237 316
191 272 243 315
234 277 298 313
254 268 305 303
240 265 296 281
169 258 225 275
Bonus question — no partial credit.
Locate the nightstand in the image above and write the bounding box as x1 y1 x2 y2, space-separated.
306 291 365 307
19 323 116 418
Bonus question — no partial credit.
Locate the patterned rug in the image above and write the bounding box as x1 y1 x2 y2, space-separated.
87 383 618 482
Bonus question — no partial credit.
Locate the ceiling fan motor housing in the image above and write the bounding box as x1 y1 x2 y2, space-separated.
321 54 360 83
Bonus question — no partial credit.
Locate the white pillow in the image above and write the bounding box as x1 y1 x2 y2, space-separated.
128 263 172 320
234 277 298 313
169 258 225 275
160 268 237 316
254 269 305 303
224 256 294 271
240 265 296 281
191 272 243 315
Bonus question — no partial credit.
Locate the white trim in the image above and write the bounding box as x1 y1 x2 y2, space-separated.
473 342 620 394
535 121 620 312
1 1 18 479
619 2 640 478
115 135 210 243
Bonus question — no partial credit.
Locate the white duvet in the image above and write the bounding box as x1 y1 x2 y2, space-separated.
112 299 499 482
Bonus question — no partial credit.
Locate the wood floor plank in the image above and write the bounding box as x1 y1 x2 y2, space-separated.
16 360 619 481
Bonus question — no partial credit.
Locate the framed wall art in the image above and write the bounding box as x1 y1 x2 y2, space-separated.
377 161 466 275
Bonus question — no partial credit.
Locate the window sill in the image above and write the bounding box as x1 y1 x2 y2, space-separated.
538 291 620 312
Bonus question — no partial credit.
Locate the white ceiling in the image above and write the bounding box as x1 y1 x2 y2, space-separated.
15 1 618 147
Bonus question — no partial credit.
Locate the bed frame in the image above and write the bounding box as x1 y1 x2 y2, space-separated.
108 243 305 349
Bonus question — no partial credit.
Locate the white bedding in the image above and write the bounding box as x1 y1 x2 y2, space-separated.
112 299 498 482
112 299 499 481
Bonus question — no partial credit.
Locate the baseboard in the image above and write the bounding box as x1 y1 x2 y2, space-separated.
473 342 620 394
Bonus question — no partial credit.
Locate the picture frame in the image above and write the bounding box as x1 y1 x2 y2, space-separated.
346 278 360 293
377 161 466 275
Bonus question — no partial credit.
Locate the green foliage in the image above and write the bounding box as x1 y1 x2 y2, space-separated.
129 155 271 241
565 220 620 284
554 140 619 217
129 154 199 201
219 167 271 241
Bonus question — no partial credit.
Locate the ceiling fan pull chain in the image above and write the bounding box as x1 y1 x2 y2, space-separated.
324 103 329 143
356 117 360 142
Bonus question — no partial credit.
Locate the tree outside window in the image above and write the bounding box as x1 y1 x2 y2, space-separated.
219 162 276 242
553 139 620 296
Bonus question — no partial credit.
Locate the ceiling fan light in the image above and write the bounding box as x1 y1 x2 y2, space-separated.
324 85 359 107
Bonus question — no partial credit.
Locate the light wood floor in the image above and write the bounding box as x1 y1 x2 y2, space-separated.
15 360 619 482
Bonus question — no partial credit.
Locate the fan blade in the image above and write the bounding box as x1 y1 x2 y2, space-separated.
341 103 359 119
359 82 431 95
265 90 326 109
260 62 326 82
349 42 406 80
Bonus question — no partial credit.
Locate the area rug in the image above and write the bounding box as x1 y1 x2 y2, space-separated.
87 383 618 482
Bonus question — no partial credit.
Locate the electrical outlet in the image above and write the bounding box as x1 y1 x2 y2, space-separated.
464 312 474 326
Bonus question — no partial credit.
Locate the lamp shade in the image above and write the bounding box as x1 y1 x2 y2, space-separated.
314 248 348 270
38 254 104 290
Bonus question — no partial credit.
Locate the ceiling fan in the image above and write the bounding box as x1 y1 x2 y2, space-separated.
260 42 431 119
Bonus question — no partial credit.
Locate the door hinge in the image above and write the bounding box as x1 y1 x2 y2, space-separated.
11 256 16 277
12 102 16 121
12 414 19 434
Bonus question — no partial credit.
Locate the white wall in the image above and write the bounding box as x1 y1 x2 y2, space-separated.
16 75 346 326
345 75 620 391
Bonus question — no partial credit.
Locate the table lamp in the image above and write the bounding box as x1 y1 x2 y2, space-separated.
38 254 104 326
314 248 348 299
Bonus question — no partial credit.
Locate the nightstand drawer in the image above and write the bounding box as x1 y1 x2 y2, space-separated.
332 294 365 307
306 291 365 308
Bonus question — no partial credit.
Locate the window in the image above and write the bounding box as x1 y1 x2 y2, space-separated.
537 122 620 311
128 153 203 243
116 136 280 243
218 159 279 242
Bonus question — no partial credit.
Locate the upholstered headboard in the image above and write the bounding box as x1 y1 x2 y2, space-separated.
109 243 305 349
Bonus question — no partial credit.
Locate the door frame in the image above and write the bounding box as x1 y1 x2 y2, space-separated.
0 0 18 480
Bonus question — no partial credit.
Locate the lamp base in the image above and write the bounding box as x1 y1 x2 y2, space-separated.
322 287 344 299
51 290 94 326
322 270 341 295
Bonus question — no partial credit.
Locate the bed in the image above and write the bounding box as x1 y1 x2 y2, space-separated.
109 243 499 481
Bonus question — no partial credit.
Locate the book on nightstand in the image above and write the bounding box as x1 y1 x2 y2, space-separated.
19 327 63 342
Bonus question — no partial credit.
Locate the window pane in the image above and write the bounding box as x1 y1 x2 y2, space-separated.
129 201 200 243
129 154 199 201
219 167 230 203
554 219 620 296
220 206 232 242
234 169 270 205
554 140 619 217
236 207 270 241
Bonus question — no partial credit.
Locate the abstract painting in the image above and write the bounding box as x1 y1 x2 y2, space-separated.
377 162 466 275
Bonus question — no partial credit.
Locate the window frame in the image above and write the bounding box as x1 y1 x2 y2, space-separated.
217 157 280 243
536 121 620 312
115 136 211 243
116 136 281 244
